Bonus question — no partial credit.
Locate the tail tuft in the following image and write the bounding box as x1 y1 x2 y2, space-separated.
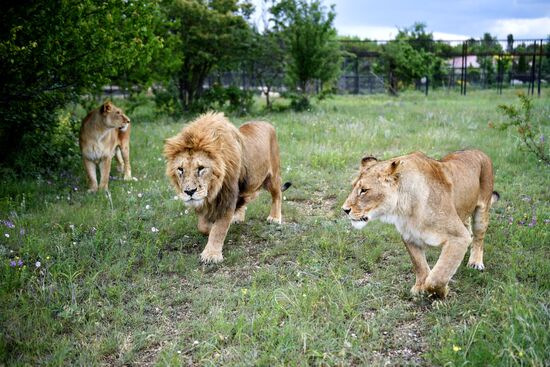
281 182 292 192
491 191 500 204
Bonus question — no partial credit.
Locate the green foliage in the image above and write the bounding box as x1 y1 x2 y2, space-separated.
470 33 503 87
376 23 440 95
288 93 312 111
270 0 341 108
498 93 549 165
194 85 254 115
160 0 253 111
248 29 287 110
0 0 162 174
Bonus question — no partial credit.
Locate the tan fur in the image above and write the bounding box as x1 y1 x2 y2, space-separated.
164 112 286 263
79 101 132 192
342 150 499 298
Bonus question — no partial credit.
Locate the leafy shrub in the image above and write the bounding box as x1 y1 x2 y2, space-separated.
288 93 311 111
153 83 183 119
498 93 549 166
2 109 81 177
192 85 254 115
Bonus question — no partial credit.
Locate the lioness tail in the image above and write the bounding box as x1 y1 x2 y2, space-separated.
282 182 292 192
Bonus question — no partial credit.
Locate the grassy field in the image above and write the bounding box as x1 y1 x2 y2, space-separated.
1 90 549 366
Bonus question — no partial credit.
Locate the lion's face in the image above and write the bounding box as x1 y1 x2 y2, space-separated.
101 102 130 131
342 158 401 230
169 151 217 208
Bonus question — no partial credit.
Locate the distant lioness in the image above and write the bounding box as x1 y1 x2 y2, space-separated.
79 101 132 192
342 150 499 298
164 112 291 263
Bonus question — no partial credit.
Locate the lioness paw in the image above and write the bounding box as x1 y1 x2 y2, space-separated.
410 285 423 296
467 262 485 271
267 216 282 224
200 249 224 263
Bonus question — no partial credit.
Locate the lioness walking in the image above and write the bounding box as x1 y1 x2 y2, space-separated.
342 149 499 298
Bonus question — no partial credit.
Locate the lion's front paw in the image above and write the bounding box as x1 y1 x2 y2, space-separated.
267 215 282 224
123 174 133 181
200 248 224 263
232 211 245 224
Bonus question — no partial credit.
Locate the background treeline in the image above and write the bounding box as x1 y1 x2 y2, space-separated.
0 0 548 176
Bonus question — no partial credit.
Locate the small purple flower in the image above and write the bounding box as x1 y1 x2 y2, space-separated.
19 228 25 236
2 220 15 229
540 134 545 144
17 259 23 266
519 220 526 225
528 217 537 227
9 260 16 267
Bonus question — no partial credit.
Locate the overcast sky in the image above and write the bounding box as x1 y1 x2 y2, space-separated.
251 0 550 41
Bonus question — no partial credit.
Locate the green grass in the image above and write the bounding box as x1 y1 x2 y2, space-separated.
1 89 549 366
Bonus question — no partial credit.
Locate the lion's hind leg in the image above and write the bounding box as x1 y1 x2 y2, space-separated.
467 204 490 271
198 214 212 235
233 193 257 223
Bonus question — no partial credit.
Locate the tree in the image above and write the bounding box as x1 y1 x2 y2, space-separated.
376 23 439 95
471 33 502 87
270 0 341 107
0 0 162 173
161 0 253 111
249 28 287 110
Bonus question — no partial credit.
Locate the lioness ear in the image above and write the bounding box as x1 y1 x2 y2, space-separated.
101 101 112 114
389 160 402 177
361 156 378 170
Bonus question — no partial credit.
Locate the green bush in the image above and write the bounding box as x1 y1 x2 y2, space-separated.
498 93 549 166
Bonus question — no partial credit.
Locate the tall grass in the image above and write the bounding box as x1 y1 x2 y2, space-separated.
1 90 548 365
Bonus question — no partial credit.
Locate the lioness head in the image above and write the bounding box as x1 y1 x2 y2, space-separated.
101 101 130 131
342 156 402 230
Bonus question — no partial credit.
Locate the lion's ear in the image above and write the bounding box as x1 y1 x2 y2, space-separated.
361 156 378 170
101 101 112 114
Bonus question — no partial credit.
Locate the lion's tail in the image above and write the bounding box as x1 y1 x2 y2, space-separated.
282 182 292 192
491 191 500 205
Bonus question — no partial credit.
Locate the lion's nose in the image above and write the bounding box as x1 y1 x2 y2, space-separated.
343 207 351 215
184 188 197 196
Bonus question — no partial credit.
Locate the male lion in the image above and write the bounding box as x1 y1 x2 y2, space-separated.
342 150 499 298
164 112 291 263
79 101 132 192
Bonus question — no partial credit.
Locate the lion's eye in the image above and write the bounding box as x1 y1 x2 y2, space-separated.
197 166 206 176
359 188 369 195
177 167 184 176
